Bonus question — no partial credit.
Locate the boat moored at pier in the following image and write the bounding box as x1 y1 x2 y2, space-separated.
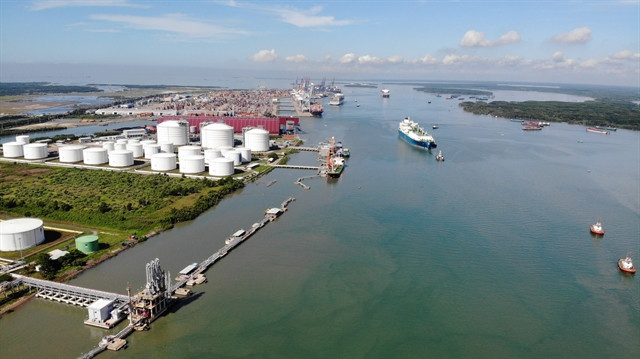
398 117 437 150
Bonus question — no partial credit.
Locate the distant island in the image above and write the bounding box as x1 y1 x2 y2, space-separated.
409 82 640 131
344 83 378 88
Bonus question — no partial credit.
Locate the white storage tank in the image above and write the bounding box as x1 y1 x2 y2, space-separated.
102 141 115 152
209 157 234 177
244 128 269 152
23 143 48 160
140 139 156 147
144 144 161 159
0 218 45 252
151 153 177 171
224 150 241 166
204 149 222 164
159 142 174 154
126 143 144 158
157 120 189 146
114 143 126 151
201 123 233 149
16 135 30 144
178 145 201 159
108 150 134 167
179 155 205 174
59 145 85 163
116 139 128 145
2 142 24 158
127 139 140 144
236 147 252 163
83 147 108 165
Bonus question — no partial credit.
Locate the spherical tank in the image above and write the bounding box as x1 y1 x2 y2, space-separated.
235 147 252 163
224 150 241 166
83 147 108 165
151 153 177 171
210 157 234 176
157 120 189 146
244 128 269 152
108 150 134 167
203 149 222 164
59 145 85 163
16 135 30 144
0 218 45 252
2 142 24 158
75 235 99 254
159 142 174 154
178 145 202 159
23 143 48 160
179 155 205 174
201 123 233 149
144 144 161 159
126 143 144 158
102 141 115 152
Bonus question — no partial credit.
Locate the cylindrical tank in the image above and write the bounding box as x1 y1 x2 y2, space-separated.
179 155 205 174
178 145 201 159
151 153 176 171
236 147 252 163
209 157 234 176
159 142 174 154
224 150 241 166
116 139 128 144
23 143 48 160
2 142 24 158
16 135 30 144
157 120 189 146
83 147 108 165
140 139 156 147
126 143 144 158
203 149 222 164
0 218 45 252
244 128 269 152
114 143 126 151
59 145 85 163
127 139 140 144
144 144 161 159
201 123 233 149
102 141 115 152
108 150 134 167
75 235 99 254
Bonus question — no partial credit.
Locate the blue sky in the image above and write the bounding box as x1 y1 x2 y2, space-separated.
1 0 639 86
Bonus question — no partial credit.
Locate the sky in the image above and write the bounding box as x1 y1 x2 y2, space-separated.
0 0 639 87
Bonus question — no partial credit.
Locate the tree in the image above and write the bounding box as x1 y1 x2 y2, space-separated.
35 253 59 279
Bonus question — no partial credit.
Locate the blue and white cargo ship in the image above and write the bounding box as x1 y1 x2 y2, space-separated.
398 117 437 150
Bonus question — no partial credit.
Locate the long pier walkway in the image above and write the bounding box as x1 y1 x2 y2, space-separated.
10 274 129 308
270 164 319 170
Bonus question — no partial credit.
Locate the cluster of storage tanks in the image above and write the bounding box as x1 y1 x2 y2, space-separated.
2 120 270 177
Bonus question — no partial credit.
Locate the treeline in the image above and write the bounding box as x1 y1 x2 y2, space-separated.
0 163 244 232
0 82 101 96
460 100 640 130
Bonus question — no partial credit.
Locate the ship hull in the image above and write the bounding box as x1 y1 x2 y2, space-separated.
398 130 437 150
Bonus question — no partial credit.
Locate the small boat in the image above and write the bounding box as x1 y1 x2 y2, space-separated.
586 127 610 135
590 219 605 235
381 89 390 98
432 124 439 129
435 150 444 162
596 125 617 132
618 256 636 274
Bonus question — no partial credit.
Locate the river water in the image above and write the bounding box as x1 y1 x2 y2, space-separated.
1 83 638 358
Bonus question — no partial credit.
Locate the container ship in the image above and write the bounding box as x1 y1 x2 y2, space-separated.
398 117 437 150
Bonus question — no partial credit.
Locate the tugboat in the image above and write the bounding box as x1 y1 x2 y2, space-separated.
590 219 605 235
435 150 445 162
618 255 636 274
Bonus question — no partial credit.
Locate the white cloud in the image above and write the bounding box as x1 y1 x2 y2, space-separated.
251 49 278 62
497 56 524 66
358 55 384 65
550 27 592 44
387 55 404 64
409 54 438 65
339 53 357 64
225 2 356 29
89 13 249 39
552 51 564 61
285 54 308 63
579 59 599 68
460 30 520 47
30 0 140 11
610 50 640 60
